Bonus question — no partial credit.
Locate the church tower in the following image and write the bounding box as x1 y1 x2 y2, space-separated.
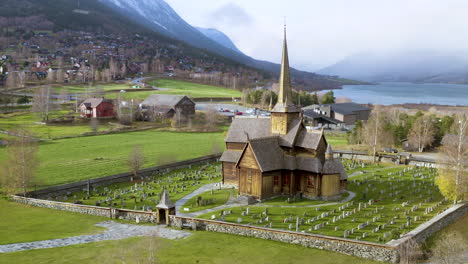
271 26 301 135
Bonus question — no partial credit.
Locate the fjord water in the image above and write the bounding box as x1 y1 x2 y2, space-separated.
332 82 468 105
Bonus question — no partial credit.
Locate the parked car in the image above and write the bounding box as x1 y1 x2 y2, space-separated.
382 148 398 153
235 112 243 116
223 109 230 112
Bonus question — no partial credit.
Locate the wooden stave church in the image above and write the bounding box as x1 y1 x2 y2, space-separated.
220 27 347 201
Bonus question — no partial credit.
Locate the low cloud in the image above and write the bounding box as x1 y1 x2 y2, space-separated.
209 3 253 27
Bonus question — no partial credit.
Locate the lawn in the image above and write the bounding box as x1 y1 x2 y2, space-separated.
0 129 225 188
62 163 223 210
0 111 112 139
181 188 236 213
198 165 450 244
0 231 380 264
53 83 132 94
0 198 106 245
325 132 348 148
261 196 330 206
106 79 242 100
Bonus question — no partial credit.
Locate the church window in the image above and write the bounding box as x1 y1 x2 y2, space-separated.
273 176 279 186
282 175 289 186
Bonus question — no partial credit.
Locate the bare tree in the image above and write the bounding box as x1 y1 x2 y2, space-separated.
204 107 219 129
128 145 144 181
363 106 394 161
437 113 468 201
398 239 423 264
0 129 39 196
90 118 99 133
32 86 51 121
408 114 436 152
429 231 467 264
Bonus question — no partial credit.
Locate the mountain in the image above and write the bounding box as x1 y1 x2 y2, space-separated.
98 0 362 90
0 0 363 90
318 50 468 84
99 0 250 64
195 27 241 53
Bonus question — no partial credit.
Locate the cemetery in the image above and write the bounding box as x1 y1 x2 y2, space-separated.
59 163 223 211
198 163 452 244
45 157 454 245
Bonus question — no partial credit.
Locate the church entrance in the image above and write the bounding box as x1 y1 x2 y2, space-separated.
158 209 166 224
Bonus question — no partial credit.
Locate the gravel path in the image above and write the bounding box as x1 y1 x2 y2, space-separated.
0 221 191 253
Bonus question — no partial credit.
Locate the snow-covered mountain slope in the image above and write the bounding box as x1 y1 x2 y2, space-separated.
100 0 248 63
196 27 241 53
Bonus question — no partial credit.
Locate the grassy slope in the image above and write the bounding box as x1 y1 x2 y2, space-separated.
0 130 225 187
0 232 380 264
0 199 106 245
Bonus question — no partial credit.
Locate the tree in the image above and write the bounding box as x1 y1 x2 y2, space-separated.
311 92 319 104
408 114 436 152
321 91 335 104
0 129 39 196
436 113 468 201
348 120 364 144
363 106 394 161
32 86 51 121
429 231 467 264
128 145 144 181
205 107 219 129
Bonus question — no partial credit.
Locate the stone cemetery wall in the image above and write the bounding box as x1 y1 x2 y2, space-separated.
334 150 438 167
169 216 399 263
10 195 157 222
388 203 468 248
26 154 221 199
10 195 112 217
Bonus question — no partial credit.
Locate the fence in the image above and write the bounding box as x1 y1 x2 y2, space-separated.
26 154 221 199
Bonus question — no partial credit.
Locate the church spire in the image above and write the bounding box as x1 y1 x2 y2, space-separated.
272 25 299 113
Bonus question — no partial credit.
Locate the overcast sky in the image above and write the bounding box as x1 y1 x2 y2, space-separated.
165 0 467 71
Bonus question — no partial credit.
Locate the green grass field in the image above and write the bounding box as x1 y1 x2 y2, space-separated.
0 231 380 264
105 79 242 100
0 129 225 188
53 83 132 94
0 111 112 139
181 188 236 213
325 132 348 148
0 198 106 245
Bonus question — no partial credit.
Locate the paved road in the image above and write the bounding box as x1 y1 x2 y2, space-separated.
196 103 270 117
0 221 191 253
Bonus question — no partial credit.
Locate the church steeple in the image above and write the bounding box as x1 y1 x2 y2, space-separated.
272 25 300 113
271 25 301 135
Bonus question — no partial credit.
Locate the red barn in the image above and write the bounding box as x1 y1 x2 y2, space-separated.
80 98 116 118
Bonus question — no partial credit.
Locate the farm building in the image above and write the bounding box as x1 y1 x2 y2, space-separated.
303 103 371 127
220 29 347 201
139 94 195 120
80 98 116 118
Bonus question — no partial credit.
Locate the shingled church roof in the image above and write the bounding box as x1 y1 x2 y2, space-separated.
225 117 323 150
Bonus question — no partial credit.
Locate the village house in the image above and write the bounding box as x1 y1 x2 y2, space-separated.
303 103 371 127
80 98 116 118
220 29 347 201
139 94 195 120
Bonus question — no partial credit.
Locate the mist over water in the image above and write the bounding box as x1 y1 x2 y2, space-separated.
331 82 468 106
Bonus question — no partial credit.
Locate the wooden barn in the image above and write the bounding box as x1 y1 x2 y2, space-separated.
140 94 195 120
80 98 116 118
220 29 347 201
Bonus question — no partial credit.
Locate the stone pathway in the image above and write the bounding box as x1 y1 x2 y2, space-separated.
175 183 219 215
0 221 191 253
